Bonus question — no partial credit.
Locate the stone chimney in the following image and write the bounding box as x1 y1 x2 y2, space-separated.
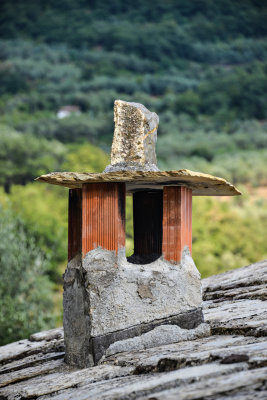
36 100 241 368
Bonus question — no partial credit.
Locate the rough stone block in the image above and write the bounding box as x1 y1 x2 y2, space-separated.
104 323 210 357
84 247 202 337
104 100 159 172
63 247 203 365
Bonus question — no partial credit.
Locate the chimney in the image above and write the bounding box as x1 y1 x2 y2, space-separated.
36 100 241 368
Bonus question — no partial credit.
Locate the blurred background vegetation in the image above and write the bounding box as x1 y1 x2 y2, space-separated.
0 0 266 344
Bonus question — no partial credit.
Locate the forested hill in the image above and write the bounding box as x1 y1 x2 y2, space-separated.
0 0 267 182
1 0 267 51
0 0 267 344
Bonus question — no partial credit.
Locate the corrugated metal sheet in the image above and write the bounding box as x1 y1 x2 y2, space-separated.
82 183 125 256
162 186 192 263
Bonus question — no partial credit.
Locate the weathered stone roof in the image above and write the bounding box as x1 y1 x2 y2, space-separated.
36 169 241 196
0 259 266 399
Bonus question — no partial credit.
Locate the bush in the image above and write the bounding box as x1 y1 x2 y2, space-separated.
63 143 109 172
0 125 66 193
192 196 267 277
0 206 56 345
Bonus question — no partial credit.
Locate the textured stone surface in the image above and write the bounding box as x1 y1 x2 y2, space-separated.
104 100 159 173
0 359 64 388
104 323 210 357
203 299 267 336
203 259 267 297
0 364 134 399
83 247 202 337
0 351 64 375
91 308 203 364
0 336 64 366
36 169 241 196
62 247 203 365
63 254 92 368
0 260 266 399
106 334 267 372
38 363 251 400
29 328 64 342
203 259 267 336
138 367 267 400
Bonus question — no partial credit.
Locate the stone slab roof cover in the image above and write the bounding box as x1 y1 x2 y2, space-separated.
36 100 241 196
0 260 266 399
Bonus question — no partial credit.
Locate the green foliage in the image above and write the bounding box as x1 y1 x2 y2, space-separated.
0 125 66 193
0 62 29 94
0 143 108 283
197 62 267 119
193 195 267 277
1 1 266 57
63 143 109 172
0 206 55 345
126 196 134 256
0 184 68 283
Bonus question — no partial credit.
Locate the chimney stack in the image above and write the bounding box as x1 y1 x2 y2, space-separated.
36 100 241 367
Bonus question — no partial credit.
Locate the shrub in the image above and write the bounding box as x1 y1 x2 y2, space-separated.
0 206 55 345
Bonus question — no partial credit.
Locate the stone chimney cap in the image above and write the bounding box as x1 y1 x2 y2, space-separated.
36 169 241 196
104 100 159 173
36 100 241 196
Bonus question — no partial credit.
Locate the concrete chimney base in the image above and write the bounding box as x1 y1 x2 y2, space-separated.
63 247 203 368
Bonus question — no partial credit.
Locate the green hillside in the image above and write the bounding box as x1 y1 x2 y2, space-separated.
0 0 266 343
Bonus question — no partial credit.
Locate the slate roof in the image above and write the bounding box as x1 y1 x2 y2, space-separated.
0 260 266 400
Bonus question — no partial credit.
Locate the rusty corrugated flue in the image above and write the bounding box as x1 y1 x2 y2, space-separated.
162 186 192 263
82 183 125 256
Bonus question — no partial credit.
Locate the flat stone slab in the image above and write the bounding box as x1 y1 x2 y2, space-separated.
104 323 210 357
40 363 253 400
0 364 134 399
105 334 267 372
203 259 267 296
36 169 241 196
203 259 267 336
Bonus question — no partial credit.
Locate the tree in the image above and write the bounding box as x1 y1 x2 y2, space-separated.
0 125 66 193
63 143 109 172
0 206 55 345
